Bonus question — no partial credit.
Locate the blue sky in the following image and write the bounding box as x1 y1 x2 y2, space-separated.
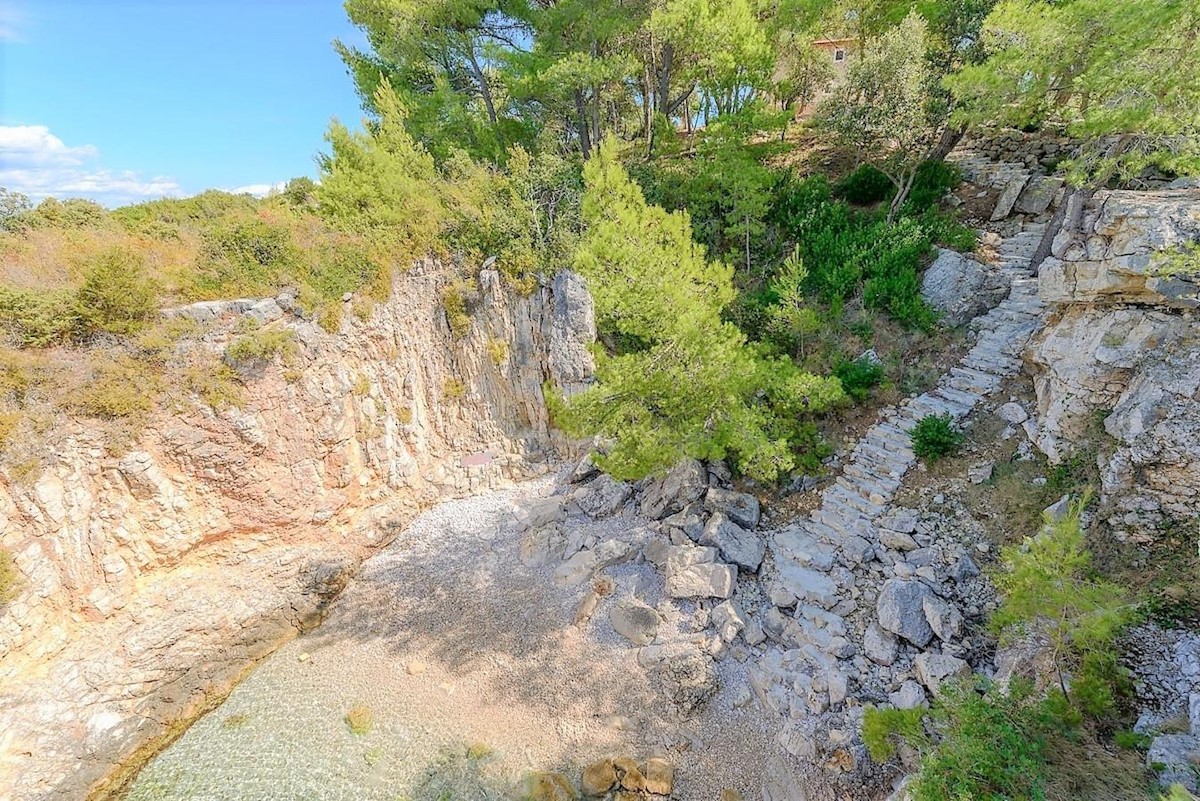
0 0 369 205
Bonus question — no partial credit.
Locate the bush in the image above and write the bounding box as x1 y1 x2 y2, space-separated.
910 683 1050 801
833 355 885 403
863 706 926 761
903 159 963 213
63 356 158 418
192 216 300 298
224 328 296 368
441 279 476 338
911 413 963 460
75 248 159 336
0 288 79 347
835 163 895 205
344 704 373 735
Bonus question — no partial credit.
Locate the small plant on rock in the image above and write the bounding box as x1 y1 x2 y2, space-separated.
911 413 963 461
344 703 373 735
0 546 21 605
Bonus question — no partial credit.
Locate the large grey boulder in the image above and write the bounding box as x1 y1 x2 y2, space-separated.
662 503 706 542
889 680 927 710
699 513 765 571
877 579 936 647
923 595 964 642
921 248 1011 327
991 175 1030 221
572 474 632 518
1015 175 1064 215
914 652 971 697
664 544 736 599
1147 734 1200 793
703 486 761 529
640 459 708 519
609 596 660 645
864 621 900 666
552 538 633 587
515 497 567 532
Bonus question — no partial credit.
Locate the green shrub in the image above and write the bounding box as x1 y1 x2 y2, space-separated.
224 328 296 368
903 160 963 213
835 164 895 205
911 413 963 460
441 279 475 338
863 706 926 761
910 683 1050 801
0 288 79 347
64 356 158 418
75 248 160 336
192 216 300 298
0 546 21 605
833 356 885 403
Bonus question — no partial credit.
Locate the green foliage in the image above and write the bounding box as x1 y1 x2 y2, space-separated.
0 288 80 347
909 682 1050 801
0 188 31 230
317 81 443 254
553 138 844 482
863 706 926 762
991 493 1131 702
836 164 894 206
224 328 297 368
64 356 159 419
911 413 963 460
904 160 962 213
75 248 159 336
819 12 949 222
833 356 885 403
948 0 1200 185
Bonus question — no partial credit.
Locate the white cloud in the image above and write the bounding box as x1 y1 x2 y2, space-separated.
0 124 184 207
0 2 26 42
228 181 286 198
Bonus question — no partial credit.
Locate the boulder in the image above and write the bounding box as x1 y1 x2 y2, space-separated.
516 497 567 532
609 597 660 645
700 513 765 571
864 621 900 667
711 600 746 643
997 402 1029 425
1147 734 1200 793
920 248 1011 327
991 175 1030 221
923 595 964 642
640 459 708 519
1015 175 1064 215
704 486 761 529
889 680 927 710
662 502 706 542
877 579 936 647
582 760 617 797
525 772 577 801
665 545 737 599
878 527 919 552
914 652 971 697
880 509 918 534
552 539 633 587
520 523 567 568
573 474 632 518
643 758 674 796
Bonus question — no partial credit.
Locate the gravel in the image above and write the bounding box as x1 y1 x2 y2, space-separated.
123 474 776 800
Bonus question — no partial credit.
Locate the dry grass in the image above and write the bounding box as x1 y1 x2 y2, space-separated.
1043 733 1158 801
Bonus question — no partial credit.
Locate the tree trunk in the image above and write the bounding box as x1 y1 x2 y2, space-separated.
657 42 674 115
886 170 917 226
574 89 592 159
929 126 966 162
465 46 499 127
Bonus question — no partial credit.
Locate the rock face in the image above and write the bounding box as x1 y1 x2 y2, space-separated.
1027 189 1200 538
0 264 596 801
1039 189 1200 308
920 248 1012 326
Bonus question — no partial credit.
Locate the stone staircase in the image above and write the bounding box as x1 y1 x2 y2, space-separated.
758 225 1051 757
768 221 1049 649
948 148 1032 191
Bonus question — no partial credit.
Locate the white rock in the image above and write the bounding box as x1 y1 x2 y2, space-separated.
889 680 927 710
914 652 971 697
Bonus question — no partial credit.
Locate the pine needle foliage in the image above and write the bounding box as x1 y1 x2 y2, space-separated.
551 137 844 482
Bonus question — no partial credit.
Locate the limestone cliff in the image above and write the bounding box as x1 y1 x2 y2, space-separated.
0 262 595 800
1027 188 1200 539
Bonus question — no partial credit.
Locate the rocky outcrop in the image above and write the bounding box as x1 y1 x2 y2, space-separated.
0 262 595 801
1026 188 1200 538
920 248 1012 326
1039 189 1200 308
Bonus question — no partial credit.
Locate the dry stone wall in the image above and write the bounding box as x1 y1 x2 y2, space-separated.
0 263 595 801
